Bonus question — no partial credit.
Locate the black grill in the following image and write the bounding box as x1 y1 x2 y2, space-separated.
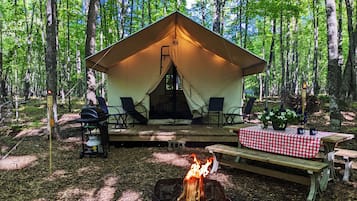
77 106 109 158
78 106 108 123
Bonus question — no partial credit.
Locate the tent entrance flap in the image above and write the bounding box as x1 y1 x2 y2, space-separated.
149 64 192 119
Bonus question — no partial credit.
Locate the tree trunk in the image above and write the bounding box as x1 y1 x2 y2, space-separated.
280 10 286 99
141 0 145 28
342 0 357 100
238 0 243 46
66 0 72 111
354 0 357 100
45 0 60 138
213 0 226 34
325 0 342 130
337 0 344 76
85 0 99 105
200 1 207 26
291 17 299 95
266 19 276 102
312 0 320 95
285 18 291 94
148 0 152 24
259 15 266 102
0 17 6 100
120 0 128 39
243 0 248 48
129 0 133 34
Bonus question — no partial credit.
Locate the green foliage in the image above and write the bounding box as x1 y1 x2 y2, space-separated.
0 0 354 104
259 107 298 128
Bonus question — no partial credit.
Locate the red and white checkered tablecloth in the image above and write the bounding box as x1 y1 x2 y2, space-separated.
239 126 334 158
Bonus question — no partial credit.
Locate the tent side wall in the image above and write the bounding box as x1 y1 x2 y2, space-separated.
106 36 244 120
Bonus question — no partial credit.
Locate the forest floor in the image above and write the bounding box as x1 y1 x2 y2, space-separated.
0 98 356 201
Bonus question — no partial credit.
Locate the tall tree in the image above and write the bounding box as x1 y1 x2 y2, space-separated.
45 0 59 137
312 0 320 95
266 18 277 100
85 0 99 105
23 1 35 101
325 0 342 130
337 0 343 74
342 0 357 99
280 9 286 99
0 9 5 100
243 0 249 48
212 0 226 34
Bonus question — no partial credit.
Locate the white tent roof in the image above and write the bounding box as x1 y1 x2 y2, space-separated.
86 12 266 76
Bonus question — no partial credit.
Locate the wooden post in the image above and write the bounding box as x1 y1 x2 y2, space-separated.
47 90 54 174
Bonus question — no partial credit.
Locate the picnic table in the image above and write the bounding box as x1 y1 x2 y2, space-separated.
239 126 354 176
206 125 355 201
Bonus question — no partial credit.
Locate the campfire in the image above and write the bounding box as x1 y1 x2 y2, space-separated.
177 154 212 201
153 154 229 201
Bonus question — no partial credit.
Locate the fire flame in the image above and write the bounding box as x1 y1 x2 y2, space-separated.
178 154 213 201
184 154 213 180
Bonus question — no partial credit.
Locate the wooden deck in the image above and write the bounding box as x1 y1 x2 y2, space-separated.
108 124 253 143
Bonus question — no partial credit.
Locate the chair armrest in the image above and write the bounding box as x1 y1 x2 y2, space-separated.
107 105 125 114
226 106 243 114
135 104 148 118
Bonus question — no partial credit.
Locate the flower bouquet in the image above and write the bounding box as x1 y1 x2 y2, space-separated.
259 107 298 130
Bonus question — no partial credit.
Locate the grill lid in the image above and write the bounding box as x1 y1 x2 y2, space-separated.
78 106 107 123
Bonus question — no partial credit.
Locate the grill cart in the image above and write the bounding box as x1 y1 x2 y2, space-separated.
77 106 109 158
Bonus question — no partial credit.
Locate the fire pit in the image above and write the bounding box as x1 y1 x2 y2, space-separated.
153 178 229 201
153 154 230 201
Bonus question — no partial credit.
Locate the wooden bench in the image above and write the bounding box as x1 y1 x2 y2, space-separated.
205 144 329 201
334 148 357 182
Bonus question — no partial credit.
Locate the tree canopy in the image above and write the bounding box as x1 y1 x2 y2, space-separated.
0 0 355 103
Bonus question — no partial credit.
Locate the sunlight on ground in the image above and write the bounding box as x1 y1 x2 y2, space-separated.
56 175 119 201
60 137 82 151
57 187 96 200
0 155 38 170
148 152 190 168
62 137 81 143
341 111 356 121
58 113 80 125
117 189 143 201
96 175 119 201
77 166 101 176
14 127 46 138
45 169 68 181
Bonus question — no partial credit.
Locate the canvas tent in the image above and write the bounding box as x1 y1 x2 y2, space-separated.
86 12 266 121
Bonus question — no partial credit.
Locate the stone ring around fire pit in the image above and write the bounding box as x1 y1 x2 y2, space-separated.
152 178 230 201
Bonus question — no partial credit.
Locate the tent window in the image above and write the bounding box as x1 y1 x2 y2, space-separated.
165 74 182 91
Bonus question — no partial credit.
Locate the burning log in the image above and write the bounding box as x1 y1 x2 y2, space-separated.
152 154 229 201
177 177 203 201
177 154 212 201
152 178 229 201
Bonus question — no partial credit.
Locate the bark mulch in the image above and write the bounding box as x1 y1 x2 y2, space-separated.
0 114 356 201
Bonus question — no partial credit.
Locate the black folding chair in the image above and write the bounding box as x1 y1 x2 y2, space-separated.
97 96 128 128
120 97 148 125
224 97 256 125
207 97 224 127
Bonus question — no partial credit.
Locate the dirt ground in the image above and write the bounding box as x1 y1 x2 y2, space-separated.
0 112 356 201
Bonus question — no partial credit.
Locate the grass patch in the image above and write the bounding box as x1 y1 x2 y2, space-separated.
11 97 85 130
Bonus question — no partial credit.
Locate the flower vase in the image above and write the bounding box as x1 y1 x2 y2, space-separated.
272 120 287 130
